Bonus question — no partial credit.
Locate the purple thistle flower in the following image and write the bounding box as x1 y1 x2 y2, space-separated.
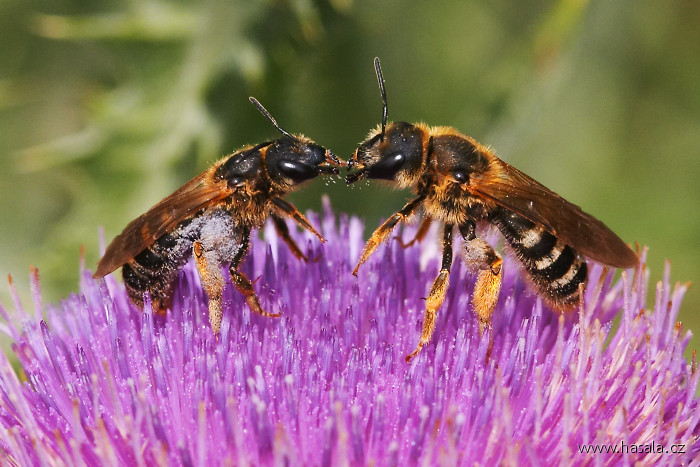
1 199 699 465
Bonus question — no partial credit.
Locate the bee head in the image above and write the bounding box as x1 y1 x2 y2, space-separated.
346 122 424 188
265 136 341 187
346 58 424 188
245 96 342 188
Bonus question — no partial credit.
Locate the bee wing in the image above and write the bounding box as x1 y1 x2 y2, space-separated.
94 169 232 278
470 159 637 268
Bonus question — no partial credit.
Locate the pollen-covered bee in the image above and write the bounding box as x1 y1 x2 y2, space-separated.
347 58 638 362
94 97 342 332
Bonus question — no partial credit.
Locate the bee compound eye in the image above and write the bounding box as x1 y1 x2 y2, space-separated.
277 159 317 183
367 152 405 180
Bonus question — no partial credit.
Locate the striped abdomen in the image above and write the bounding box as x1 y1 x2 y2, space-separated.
492 209 587 309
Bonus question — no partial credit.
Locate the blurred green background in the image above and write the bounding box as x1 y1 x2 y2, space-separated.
1 0 698 357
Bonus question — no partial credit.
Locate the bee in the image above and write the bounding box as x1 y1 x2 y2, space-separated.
94 97 342 332
346 58 638 362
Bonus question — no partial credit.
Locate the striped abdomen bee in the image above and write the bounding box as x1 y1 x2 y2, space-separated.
94 97 342 332
346 59 638 361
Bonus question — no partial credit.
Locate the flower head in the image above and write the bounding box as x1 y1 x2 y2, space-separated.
1 200 699 465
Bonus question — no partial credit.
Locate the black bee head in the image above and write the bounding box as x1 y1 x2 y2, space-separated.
346 121 424 188
240 96 342 189
266 136 342 187
346 59 425 188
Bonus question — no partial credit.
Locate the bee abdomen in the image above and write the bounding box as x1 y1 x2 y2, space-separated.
492 210 587 309
123 261 169 310
123 231 193 312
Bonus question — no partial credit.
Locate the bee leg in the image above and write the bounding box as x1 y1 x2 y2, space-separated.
460 222 502 355
229 227 281 319
193 240 225 333
465 239 502 334
154 292 174 316
272 197 326 243
272 214 307 262
396 216 432 248
406 224 454 362
353 195 425 276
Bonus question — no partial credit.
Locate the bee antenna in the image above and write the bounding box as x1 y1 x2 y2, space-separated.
373 57 388 141
249 97 300 143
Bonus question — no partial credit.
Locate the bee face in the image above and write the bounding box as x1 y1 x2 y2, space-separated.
266 137 340 187
346 122 424 188
212 137 340 193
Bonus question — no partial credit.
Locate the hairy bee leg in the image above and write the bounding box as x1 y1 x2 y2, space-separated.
473 253 502 361
460 223 503 335
406 224 454 362
272 197 326 243
353 195 425 276
272 214 307 262
473 258 502 332
193 240 225 333
230 228 281 319
152 297 171 316
396 216 432 248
